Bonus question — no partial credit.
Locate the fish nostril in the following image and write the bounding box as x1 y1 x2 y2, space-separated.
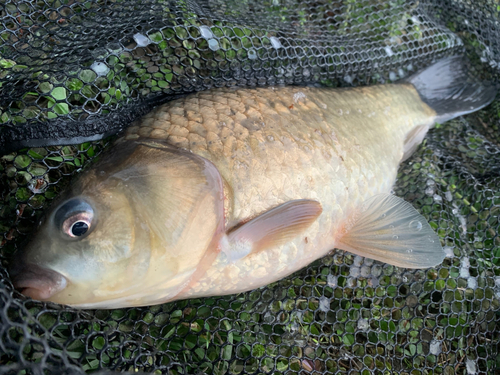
9 262 67 301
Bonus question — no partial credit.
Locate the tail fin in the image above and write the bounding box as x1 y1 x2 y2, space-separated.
406 55 498 123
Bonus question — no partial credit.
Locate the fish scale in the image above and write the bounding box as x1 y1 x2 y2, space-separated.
119 84 437 299
124 84 433 228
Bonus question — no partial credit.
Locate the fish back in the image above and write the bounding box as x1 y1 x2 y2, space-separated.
124 84 436 224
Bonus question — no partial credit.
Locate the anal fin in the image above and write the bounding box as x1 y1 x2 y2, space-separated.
336 194 445 269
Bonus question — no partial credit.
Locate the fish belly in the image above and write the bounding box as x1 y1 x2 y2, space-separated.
124 84 436 297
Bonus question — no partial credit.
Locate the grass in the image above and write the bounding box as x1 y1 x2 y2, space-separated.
1 0 500 374
0 0 461 128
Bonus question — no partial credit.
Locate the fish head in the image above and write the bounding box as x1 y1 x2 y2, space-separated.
10 182 137 305
9 139 225 308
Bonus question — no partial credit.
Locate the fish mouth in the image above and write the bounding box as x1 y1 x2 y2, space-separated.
9 262 67 301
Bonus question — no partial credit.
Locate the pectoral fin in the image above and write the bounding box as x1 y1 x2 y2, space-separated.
224 200 322 261
336 194 445 269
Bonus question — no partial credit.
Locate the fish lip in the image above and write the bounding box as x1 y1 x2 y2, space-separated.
10 263 67 301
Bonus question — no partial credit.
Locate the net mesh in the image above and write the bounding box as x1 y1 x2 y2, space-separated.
1 0 499 374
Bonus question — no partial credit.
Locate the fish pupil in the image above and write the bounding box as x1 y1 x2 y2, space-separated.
71 221 89 236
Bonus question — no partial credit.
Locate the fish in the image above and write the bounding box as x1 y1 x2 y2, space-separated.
9 56 497 309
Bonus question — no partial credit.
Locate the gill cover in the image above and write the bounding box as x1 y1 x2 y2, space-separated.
11 139 225 308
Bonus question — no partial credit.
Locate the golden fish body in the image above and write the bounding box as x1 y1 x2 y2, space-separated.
10 56 496 308
122 84 434 302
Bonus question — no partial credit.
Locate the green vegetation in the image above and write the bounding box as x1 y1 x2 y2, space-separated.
0 0 461 126
1 1 499 374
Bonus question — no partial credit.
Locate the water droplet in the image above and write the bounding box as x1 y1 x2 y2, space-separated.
409 220 422 231
327 274 337 287
360 266 371 277
267 135 274 141
133 33 151 47
343 75 353 84
270 36 281 49
381 213 386 218
350 266 360 278
392 235 399 239
199 26 214 39
357 318 369 331
385 46 394 56
208 39 219 51
319 297 330 312
407 249 413 253
389 225 395 229
91 61 110 76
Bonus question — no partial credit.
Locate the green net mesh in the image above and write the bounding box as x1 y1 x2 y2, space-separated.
1 0 499 374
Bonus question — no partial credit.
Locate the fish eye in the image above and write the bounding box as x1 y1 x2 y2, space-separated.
54 198 94 239
63 213 92 238
71 221 89 236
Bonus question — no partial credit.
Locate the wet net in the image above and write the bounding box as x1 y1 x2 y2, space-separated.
1 0 499 374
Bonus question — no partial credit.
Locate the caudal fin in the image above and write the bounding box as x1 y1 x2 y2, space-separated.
406 55 498 123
